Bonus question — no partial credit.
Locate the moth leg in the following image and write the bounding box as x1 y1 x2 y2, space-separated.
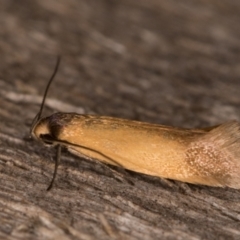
47 145 61 191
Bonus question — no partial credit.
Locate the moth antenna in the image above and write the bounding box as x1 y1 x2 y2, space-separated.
47 140 134 185
41 135 124 168
41 135 134 187
47 145 61 191
30 56 61 134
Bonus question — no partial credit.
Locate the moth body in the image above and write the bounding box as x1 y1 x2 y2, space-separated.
32 112 240 189
30 58 240 190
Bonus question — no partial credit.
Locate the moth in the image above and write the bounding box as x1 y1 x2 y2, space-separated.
30 57 240 190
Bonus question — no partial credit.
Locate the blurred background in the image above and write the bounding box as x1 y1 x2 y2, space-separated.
1 0 240 127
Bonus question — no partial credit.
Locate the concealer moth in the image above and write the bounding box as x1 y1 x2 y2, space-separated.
31 57 240 190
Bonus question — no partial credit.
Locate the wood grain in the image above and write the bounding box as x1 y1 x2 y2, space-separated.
0 0 240 239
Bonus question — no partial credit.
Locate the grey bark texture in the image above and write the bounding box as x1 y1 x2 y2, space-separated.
0 0 240 239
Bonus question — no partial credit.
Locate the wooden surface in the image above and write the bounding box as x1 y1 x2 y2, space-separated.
0 0 240 239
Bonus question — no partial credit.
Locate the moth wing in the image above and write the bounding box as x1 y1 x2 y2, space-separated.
186 121 240 189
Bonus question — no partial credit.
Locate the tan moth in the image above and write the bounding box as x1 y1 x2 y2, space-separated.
30 58 240 190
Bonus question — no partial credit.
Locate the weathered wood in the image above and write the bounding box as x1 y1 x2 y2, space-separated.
0 0 240 239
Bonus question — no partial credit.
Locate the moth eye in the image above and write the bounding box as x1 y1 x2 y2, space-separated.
40 134 54 145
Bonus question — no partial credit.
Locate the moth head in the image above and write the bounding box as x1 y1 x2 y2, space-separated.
31 117 55 146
